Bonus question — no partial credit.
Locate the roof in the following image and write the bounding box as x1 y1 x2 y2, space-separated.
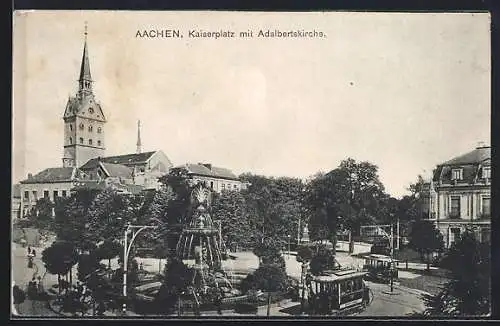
178 163 239 180
79 39 92 81
96 151 157 166
20 167 75 184
100 162 133 178
442 146 491 166
311 270 367 283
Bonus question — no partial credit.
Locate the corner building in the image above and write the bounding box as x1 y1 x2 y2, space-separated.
429 145 491 248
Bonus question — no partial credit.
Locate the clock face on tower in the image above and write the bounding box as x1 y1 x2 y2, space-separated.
88 107 94 114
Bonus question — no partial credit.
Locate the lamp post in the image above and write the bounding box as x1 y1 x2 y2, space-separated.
287 235 291 258
390 223 394 293
121 223 157 315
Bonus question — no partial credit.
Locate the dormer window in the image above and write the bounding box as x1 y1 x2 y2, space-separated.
451 168 463 181
482 166 491 179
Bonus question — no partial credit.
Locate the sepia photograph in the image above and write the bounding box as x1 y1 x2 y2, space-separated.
11 10 491 318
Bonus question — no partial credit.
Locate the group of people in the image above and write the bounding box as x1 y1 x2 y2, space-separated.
27 276 43 299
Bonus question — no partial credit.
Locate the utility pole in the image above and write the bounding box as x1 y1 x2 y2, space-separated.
390 223 394 293
396 217 400 250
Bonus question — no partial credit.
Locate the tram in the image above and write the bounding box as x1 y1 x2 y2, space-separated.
305 268 373 315
362 254 398 283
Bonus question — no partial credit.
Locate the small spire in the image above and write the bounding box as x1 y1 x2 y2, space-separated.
84 21 88 41
78 22 92 96
136 120 142 154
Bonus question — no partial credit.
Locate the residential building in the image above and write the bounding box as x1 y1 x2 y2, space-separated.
18 167 84 216
430 144 491 248
174 163 246 193
11 184 21 220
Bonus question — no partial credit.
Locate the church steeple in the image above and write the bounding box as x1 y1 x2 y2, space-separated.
78 22 93 98
136 120 142 154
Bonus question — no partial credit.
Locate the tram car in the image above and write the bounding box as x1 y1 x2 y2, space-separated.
305 268 373 315
362 254 398 283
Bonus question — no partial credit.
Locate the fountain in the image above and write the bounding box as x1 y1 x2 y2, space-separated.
176 183 240 304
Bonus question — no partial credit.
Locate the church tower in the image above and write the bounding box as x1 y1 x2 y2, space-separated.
62 23 106 168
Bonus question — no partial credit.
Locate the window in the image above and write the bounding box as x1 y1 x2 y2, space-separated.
62 190 67 197
88 125 93 132
43 191 49 198
88 139 93 145
450 196 461 218
482 197 491 217
89 107 94 114
70 124 73 131
69 137 73 144
97 140 101 146
53 190 58 198
32 191 37 201
97 127 102 133
79 137 84 144
79 123 84 130
222 184 225 189
24 191 29 200
482 167 491 179
210 181 214 189
234 184 238 189
451 168 463 180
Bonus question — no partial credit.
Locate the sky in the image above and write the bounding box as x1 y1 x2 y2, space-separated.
12 11 491 198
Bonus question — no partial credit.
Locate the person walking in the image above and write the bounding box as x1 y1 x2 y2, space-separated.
32 249 36 257
27 246 31 256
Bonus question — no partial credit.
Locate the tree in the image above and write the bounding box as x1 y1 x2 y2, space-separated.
242 264 289 317
42 241 79 292
309 244 337 276
13 285 26 312
408 220 444 270
97 240 122 269
54 188 99 251
77 252 103 282
211 190 254 251
154 258 194 314
422 230 490 316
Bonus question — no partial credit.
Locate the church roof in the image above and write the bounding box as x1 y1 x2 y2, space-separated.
79 38 92 81
100 162 134 178
20 167 76 184
178 163 239 181
98 151 157 166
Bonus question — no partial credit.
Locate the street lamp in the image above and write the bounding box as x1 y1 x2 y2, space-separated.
121 222 157 315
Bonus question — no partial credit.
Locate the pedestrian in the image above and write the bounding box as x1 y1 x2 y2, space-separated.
28 246 31 256
32 249 36 257
37 276 43 293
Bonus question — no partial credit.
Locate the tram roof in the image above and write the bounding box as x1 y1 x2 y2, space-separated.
365 254 394 262
310 269 367 283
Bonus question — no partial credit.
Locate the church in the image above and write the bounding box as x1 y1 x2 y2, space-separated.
17 25 173 217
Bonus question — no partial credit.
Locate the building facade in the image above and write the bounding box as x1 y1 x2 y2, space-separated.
429 145 491 248
175 163 245 193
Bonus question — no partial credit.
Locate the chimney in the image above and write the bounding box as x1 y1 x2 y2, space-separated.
27 173 33 180
202 163 212 170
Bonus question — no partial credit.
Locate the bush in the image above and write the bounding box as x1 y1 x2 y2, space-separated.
234 302 258 314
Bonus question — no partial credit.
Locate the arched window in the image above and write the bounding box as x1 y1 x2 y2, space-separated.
79 123 84 130
69 137 73 144
88 125 93 132
88 139 93 145
79 137 83 144
97 140 101 146
69 124 73 131
97 127 102 133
